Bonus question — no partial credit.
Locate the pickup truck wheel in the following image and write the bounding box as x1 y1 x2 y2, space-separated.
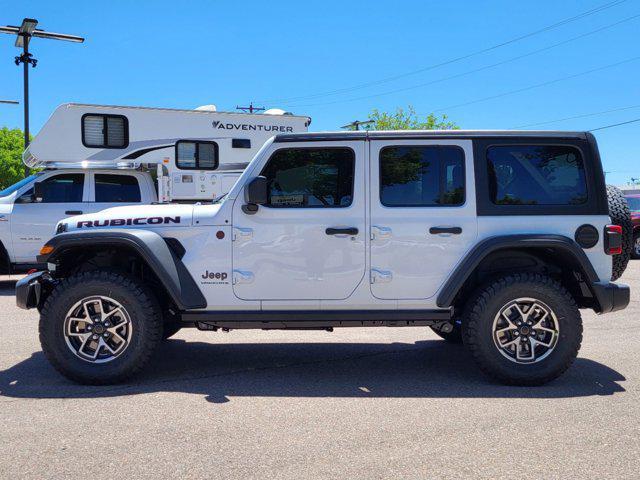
633 231 640 260
39 271 162 385
462 273 582 386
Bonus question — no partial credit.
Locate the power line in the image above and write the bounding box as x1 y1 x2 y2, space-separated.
283 13 640 108
432 55 640 113
511 104 640 129
260 0 627 104
589 117 640 131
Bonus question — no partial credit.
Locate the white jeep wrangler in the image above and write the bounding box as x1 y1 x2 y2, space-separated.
17 131 631 386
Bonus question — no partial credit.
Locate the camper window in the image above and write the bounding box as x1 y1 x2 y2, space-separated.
82 114 129 149
175 140 219 170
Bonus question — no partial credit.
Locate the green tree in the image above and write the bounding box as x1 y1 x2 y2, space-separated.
362 105 459 131
0 127 27 189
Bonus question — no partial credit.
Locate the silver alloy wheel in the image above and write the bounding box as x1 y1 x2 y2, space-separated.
63 296 133 363
492 297 559 364
635 235 640 257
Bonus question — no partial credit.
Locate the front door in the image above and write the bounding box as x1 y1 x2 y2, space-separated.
11 172 88 264
369 139 478 300
232 142 366 301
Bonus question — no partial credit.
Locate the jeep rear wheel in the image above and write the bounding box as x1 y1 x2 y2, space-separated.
462 273 582 386
607 185 633 279
39 271 162 385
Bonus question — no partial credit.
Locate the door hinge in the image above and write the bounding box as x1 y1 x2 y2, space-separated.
232 270 255 285
232 227 253 242
370 268 393 284
371 225 392 241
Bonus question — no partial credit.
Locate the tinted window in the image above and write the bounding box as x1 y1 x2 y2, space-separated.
261 148 355 208
82 114 128 148
487 145 587 205
380 146 464 207
176 141 219 170
95 174 141 202
39 174 84 203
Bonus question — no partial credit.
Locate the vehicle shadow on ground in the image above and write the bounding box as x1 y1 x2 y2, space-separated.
0 337 625 403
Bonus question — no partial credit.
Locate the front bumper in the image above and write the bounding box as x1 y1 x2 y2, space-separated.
592 281 630 314
16 271 52 310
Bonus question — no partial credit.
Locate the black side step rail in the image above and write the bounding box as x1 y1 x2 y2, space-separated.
181 309 452 330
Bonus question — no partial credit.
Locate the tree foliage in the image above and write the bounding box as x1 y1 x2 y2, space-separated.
365 106 459 131
0 127 26 190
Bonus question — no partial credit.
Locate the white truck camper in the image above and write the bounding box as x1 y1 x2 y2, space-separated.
0 103 310 273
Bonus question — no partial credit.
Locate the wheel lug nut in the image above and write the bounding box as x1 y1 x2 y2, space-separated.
103 333 109 338
92 334 99 340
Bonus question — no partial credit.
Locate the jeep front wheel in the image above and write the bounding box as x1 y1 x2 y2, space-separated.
39 271 163 385
462 273 582 386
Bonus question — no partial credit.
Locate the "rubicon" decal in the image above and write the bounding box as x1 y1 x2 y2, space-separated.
76 216 181 228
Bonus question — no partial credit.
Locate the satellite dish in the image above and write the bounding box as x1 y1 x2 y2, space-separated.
195 104 217 111
263 108 292 116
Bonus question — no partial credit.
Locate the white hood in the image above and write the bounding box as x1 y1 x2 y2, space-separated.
60 203 197 233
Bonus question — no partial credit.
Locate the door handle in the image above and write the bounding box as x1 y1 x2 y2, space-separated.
429 226 462 235
326 227 359 236
65 210 83 215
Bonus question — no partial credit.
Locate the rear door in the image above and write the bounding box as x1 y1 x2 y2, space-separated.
369 139 478 300
11 172 88 263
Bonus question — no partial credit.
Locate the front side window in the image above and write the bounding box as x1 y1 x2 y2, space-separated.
38 174 84 203
380 146 465 207
260 148 355 208
82 114 128 148
487 145 587 205
95 174 141 202
176 141 219 170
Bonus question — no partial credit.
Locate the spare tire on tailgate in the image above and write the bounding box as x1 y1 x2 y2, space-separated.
607 185 633 281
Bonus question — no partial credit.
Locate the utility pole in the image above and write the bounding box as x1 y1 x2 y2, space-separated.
340 119 375 131
1 18 84 175
236 102 265 114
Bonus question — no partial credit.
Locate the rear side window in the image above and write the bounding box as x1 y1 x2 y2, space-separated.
95 174 141 203
487 145 587 205
260 148 355 208
626 196 640 212
40 174 84 203
176 141 219 170
379 146 465 207
82 114 128 148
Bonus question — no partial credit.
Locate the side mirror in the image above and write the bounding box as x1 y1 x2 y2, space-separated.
32 182 44 203
242 176 267 214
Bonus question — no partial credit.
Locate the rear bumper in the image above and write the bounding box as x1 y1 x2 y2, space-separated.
16 271 51 310
592 281 630 314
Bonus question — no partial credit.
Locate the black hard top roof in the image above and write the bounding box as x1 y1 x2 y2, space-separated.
273 130 589 143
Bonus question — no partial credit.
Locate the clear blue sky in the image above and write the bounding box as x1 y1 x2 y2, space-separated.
1 0 638 184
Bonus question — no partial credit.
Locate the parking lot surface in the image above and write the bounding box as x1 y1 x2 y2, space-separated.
1 264 639 479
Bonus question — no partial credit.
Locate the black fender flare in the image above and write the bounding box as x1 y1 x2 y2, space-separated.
38 229 206 310
436 234 600 309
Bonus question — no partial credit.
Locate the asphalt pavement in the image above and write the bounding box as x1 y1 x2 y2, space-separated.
0 263 638 479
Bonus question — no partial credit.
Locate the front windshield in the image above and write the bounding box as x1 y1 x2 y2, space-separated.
0 173 41 197
626 196 640 212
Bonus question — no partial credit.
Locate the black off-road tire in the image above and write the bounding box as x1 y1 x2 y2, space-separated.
39 270 163 385
430 323 463 343
462 273 582 386
632 231 640 260
607 185 632 280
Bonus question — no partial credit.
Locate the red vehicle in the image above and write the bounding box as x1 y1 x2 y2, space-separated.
626 194 640 259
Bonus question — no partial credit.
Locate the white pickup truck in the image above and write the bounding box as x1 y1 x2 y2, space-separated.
0 169 157 273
